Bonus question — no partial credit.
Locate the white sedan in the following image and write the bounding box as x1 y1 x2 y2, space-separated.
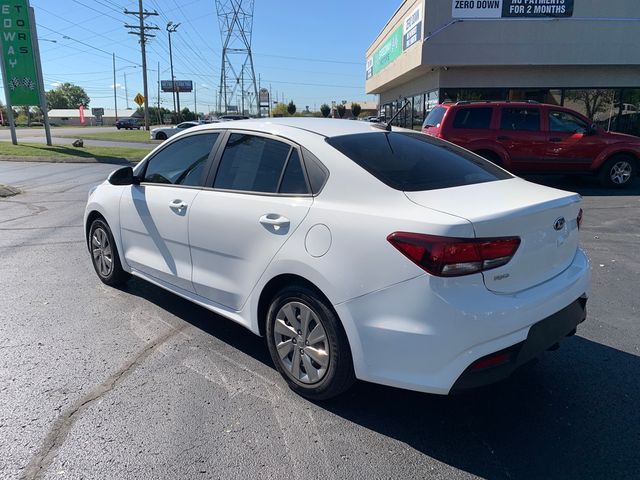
150 121 199 140
84 118 590 399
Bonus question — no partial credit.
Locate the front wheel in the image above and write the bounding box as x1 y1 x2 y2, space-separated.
265 285 355 400
88 218 130 286
156 132 167 140
599 155 636 188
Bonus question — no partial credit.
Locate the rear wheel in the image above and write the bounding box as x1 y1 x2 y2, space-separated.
599 154 636 188
156 132 167 140
88 218 130 286
265 285 355 400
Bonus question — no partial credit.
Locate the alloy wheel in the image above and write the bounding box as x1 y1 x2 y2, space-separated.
272 301 329 384
610 160 632 185
91 227 113 277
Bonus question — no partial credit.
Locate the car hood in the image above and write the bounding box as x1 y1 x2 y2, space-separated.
602 130 640 142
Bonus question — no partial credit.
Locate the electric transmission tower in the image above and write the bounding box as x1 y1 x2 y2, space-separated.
215 0 259 117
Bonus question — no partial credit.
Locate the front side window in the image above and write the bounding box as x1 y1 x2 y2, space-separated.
213 134 294 193
452 107 493 129
326 132 511 192
549 110 588 133
500 107 541 131
142 133 219 186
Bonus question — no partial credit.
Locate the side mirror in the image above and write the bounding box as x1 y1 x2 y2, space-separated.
587 123 598 135
108 166 138 185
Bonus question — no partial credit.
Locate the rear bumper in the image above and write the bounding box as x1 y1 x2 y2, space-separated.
451 295 587 392
335 247 591 394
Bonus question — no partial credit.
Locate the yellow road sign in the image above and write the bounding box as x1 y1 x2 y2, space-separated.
134 93 145 107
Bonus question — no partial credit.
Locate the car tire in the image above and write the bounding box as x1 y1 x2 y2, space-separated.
265 285 355 400
116 127 121 130
598 154 636 188
156 132 167 140
88 218 130 287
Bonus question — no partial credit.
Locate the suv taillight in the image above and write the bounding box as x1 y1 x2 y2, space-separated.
387 232 521 277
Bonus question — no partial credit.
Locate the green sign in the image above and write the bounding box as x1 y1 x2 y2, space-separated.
0 0 40 106
372 25 403 76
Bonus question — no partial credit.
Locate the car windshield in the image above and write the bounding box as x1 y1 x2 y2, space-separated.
326 132 512 191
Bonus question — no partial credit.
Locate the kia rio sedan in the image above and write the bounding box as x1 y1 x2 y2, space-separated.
84 118 590 400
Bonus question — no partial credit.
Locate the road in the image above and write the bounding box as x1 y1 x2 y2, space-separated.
1 161 639 480
0 126 156 150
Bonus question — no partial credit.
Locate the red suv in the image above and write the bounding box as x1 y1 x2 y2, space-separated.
422 101 639 187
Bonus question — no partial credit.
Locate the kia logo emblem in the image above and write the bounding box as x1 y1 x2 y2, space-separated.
554 217 566 231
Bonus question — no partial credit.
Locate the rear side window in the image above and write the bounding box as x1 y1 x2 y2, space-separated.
452 107 492 129
326 132 511 192
279 150 309 194
500 108 540 131
423 107 447 128
214 134 291 193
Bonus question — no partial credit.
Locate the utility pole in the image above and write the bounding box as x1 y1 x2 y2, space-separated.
125 1 159 131
157 61 161 125
112 53 118 121
166 22 180 123
124 71 129 109
194 82 197 120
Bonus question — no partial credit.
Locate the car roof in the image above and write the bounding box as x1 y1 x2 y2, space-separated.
187 117 389 138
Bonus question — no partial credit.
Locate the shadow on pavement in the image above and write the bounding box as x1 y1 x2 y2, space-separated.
122 278 639 479
522 174 640 197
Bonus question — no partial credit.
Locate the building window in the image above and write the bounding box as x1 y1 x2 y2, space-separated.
440 88 508 103
412 94 424 130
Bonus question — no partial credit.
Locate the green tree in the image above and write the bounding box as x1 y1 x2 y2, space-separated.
565 89 614 120
45 82 90 109
351 102 361 118
336 104 346 118
287 101 296 115
320 104 331 118
271 102 289 117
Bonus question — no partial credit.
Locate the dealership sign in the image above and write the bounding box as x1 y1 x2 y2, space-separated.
403 6 422 49
0 0 40 105
368 5 423 80
452 0 574 19
160 80 193 92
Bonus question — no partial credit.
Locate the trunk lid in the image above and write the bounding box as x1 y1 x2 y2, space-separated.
405 178 581 293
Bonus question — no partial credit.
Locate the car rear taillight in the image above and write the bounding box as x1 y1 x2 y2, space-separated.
577 208 583 230
387 232 521 277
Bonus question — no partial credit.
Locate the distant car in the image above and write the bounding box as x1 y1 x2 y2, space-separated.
422 101 640 187
150 121 199 140
115 118 140 130
85 118 589 399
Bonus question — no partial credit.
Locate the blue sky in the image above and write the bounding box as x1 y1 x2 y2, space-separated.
18 0 400 113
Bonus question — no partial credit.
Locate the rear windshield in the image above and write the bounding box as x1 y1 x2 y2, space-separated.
326 132 511 192
423 107 446 128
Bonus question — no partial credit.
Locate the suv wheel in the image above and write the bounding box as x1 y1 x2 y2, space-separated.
599 155 636 188
265 285 355 400
156 132 167 140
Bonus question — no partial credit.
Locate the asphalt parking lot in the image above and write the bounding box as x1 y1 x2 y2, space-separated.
1 161 638 480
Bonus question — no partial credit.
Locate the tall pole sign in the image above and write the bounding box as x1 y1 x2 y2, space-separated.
0 1 50 145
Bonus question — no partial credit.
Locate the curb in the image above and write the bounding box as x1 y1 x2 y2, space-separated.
0 156 138 165
0 184 20 198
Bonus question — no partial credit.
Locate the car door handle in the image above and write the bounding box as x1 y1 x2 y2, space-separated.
169 199 188 211
497 136 510 141
550 137 562 142
259 214 290 227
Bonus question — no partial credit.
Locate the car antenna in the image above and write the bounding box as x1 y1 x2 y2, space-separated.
372 100 411 132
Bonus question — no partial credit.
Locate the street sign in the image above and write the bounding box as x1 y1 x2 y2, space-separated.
134 93 145 107
0 0 41 106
